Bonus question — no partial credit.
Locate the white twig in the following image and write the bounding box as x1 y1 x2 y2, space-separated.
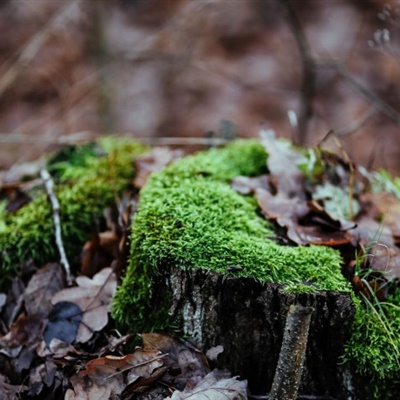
40 169 72 285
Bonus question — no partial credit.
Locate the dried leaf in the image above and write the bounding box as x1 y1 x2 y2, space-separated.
231 175 270 195
50 268 117 343
65 349 164 400
24 263 64 316
0 374 28 400
260 129 304 197
26 359 56 397
2 277 25 327
167 369 247 400
43 301 82 345
134 147 183 189
205 345 224 363
365 192 400 240
141 332 210 391
256 188 349 246
0 313 45 348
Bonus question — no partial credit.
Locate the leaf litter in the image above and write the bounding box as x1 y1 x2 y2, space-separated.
1 135 400 398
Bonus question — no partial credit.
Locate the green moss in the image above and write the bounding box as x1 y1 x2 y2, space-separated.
343 291 400 399
0 137 148 289
112 140 350 332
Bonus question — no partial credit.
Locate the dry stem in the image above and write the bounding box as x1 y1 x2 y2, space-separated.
40 169 72 286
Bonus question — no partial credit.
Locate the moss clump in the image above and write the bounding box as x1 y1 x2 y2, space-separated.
112 140 349 332
343 291 400 399
0 137 148 289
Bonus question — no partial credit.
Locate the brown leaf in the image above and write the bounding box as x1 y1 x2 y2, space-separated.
260 129 305 197
134 147 183 189
166 369 247 400
50 268 117 343
256 188 350 246
363 192 400 242
0 313 45 348
141 332 210 390
65 349 164 400
24 263 64 316
81 233 116 278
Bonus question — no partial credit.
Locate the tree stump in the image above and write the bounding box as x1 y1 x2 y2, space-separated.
150 267 372 399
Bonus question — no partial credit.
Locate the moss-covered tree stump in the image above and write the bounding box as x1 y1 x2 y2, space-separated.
111 140 400 399
156 267 361 398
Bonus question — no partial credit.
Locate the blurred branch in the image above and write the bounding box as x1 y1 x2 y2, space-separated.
0 0 83 99
317 59 400 126
335 107 377 137
281 0 316 145
89 0 114 134
0 132 231 146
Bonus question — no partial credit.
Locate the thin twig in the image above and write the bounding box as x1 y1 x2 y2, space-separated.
0 0 83 98
335 107 377 137
317 59 400 126
40 169 72 286
281 0 316 145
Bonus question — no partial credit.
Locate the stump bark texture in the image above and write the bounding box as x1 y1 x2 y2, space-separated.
151 267 371 399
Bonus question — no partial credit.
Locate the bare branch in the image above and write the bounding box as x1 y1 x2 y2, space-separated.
0 0 83 99
40 169 73 286
281 0 316 145
335 107 377 137
317 59 400 126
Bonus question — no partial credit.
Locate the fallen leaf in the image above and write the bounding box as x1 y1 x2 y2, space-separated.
259 129 305 197
256 188 350 246
24 263 64 316
134 147 183 189
65 349 164 400
364 192 400 242
10 347 34 373
0 313 45 348
2 277 25 327
26 359 56 397
205 345 224 363
166 369 247 400
141 332 210 391
50 268 117 343
231 175 270 195
0 374 28 400
43 301 82 345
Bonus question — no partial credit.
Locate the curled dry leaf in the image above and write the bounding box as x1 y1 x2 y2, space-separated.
65 349 164 400
50 267 117 343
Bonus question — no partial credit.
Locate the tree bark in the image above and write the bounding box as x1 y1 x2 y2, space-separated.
150 267 372 399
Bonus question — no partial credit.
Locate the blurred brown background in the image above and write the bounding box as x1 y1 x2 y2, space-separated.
0 0 399 173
